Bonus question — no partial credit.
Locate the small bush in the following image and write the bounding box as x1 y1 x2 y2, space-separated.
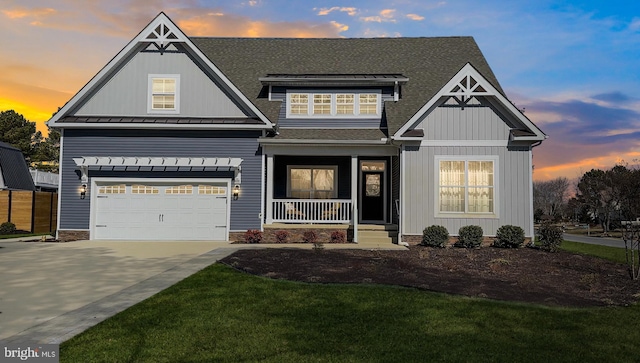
494 225 525 248
0 222 16 235
303 230 318 244
274 230 289 243
538 223 563 252
243 229 263 244
421 225 449 247
330 230 346 243
455 225 483 248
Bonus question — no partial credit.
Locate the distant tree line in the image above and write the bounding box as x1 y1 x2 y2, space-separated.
0 110 60 172
534 164 640 233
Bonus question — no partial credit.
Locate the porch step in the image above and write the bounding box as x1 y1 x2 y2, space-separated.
356 228 398 244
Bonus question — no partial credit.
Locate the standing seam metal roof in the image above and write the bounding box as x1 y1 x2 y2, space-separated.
190 37 504 136
0 141 36 191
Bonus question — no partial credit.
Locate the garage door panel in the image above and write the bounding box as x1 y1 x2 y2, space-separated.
94 181 229 241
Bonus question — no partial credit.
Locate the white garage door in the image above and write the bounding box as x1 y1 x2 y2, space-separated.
93 181 228 240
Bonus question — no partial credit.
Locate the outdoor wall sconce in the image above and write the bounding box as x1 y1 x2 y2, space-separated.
80 184 87 199
233 185 240 200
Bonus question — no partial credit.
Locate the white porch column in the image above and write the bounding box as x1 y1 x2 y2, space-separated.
266 154 274 224
351 155 358 243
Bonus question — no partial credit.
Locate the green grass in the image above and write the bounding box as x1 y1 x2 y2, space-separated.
561 240 627 264
61 262 640 363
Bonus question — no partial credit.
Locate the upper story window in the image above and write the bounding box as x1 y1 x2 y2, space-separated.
287 92 380 118
148 74 180 114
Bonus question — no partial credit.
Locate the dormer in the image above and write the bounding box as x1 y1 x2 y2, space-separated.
260 74 408 124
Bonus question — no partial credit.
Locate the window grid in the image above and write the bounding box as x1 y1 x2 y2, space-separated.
439 160 494 214
131 185 159 194
313 94 332 115
336 94 355 115
288 92 379 117
98 185 126 194
289 93 309 115
198 185 227 195
151 78 176 110
359 93 378 115
165 185 193 194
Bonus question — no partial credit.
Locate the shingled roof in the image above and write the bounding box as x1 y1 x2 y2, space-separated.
191 37 504 136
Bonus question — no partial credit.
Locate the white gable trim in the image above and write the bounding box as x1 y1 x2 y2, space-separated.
49 12 273 129
393 63 546 141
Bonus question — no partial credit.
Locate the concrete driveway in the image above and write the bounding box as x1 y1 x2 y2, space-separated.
0 240 233 343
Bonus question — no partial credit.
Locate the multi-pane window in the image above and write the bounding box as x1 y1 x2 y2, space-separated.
313 94 332 115
359 94 378 115
336 94 355 115
98 185 126 194
165 185 193 194
288 92 379 117
289 94 309 115
439 159 494 214
289 166 337 199
149 75 179 113
131 185 159 194
198 185 227 195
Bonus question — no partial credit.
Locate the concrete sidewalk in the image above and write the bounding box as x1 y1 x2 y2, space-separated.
0 239 405 345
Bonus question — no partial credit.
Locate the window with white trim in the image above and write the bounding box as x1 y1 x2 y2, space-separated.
288 166 337 199
438 159 495 214
98 184 126 194
131 185 159 194
165 185 193 194
148 75 180 113
287 92 379 118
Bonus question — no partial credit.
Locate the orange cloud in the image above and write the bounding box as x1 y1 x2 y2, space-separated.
177 13 346 37
533 151 640 181
2 7 55 19
407 13 425 21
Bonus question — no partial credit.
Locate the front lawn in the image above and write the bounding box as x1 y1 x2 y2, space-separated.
61 262 640 362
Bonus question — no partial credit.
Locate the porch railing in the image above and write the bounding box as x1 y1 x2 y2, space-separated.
272 199 352 223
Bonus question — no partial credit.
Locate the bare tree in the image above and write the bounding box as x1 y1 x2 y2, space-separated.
533 177 570 220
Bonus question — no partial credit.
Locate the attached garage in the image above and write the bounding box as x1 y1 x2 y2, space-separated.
90 178 230 241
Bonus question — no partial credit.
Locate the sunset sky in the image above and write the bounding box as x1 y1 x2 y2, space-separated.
1 0 639 181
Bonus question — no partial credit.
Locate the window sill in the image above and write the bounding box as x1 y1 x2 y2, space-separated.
435 213 498 219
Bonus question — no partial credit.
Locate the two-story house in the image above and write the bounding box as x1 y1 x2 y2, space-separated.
48 13 546 244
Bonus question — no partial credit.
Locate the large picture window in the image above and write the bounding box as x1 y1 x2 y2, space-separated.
148 74 180 114
288 166 337 199
438 158 495 214
287 92 379 118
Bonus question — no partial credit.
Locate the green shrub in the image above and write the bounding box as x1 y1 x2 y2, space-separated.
0 222 16 235
303 230 318 243
243 229 263 244
421 225 449 247
538 223 563 252
330 230 346 243
455 225 483 248
274 230 289 243
494 225 525 248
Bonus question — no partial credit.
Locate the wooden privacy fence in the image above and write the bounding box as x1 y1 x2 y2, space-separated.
0 190 58 234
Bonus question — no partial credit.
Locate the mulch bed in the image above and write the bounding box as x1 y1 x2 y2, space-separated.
219 246 640 307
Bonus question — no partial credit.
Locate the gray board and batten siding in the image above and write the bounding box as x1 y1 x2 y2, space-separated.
59 129 262 232
414 97 516 141
73 48 248 119
403 145 532 237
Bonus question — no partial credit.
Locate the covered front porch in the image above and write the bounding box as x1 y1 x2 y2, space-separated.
262 144 399 242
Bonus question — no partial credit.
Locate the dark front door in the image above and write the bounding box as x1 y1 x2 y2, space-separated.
361 171 384 221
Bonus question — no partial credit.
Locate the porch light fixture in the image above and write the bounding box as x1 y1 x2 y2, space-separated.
80 184 87 199
233 185 240 200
